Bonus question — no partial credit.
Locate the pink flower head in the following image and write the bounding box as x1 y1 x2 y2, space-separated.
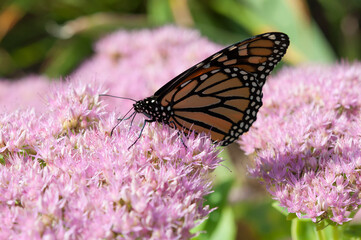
0 26 224 238
0 79 221 238
241 62 361 224
0 75 51 112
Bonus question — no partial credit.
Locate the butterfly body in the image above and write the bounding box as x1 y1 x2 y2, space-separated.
133 96 172 123
123 32 289 146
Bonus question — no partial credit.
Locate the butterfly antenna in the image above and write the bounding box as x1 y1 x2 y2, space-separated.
99 94 137 102
110 107 135 136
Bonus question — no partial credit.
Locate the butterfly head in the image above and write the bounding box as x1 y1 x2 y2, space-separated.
134 96 171 123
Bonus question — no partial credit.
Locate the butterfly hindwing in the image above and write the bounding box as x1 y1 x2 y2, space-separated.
163 67 263 145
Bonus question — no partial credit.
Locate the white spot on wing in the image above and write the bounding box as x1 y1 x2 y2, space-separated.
196 62 204 68
200 74 208 81
211 52 222 60
181 80 192 88
203 63 210 68
228 45 237 51
268 34 276 40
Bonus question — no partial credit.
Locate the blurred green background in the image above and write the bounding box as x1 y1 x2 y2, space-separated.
1 0 360 79
1 0 360 239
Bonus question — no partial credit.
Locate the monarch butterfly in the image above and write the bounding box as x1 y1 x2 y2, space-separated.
103 32 289 147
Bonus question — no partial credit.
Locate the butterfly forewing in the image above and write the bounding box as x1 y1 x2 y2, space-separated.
154 32 289 99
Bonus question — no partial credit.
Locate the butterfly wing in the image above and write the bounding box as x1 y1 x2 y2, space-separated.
168 68 263 145
155 32 289 98
153 32 289 145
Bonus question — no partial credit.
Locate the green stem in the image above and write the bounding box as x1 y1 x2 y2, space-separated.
332 225 339 240
316 227 325 240
291 218 298 240
291 218 345 240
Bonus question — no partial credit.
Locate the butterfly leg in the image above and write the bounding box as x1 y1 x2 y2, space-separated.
110 108 135 136
117 111 136 122
128 119 154 150
129 112 137 128
122 111 137 132
110 120 122 136
169 121 187 149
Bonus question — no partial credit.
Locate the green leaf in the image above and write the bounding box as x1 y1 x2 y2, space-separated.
43 36 93 77
191 179 235 239
209 206 237 240
287 213 298 221
272 201 289 217
344 224 361 239
147 0 173 25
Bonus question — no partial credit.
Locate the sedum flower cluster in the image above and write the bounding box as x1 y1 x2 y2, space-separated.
0 26 223 239
240 63 361 224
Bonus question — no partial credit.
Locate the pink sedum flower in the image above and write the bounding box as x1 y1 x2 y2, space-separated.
240 62 361 224
0 75 51 112
0 81 221 239
0 26 224 239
